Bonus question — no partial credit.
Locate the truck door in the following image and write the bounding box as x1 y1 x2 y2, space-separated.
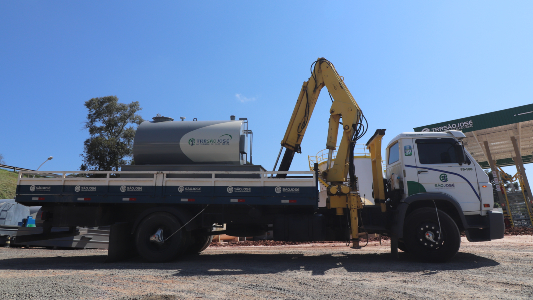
413 138 480 212
386 140 402 189
386 138 418 197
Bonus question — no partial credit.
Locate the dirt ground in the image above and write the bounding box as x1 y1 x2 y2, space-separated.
0 235 532 299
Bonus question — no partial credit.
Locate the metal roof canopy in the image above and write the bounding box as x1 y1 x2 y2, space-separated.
414 103 533 169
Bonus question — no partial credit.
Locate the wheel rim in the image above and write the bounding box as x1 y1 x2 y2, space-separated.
145 224 176 252
416 221 443 250
150 228 165 245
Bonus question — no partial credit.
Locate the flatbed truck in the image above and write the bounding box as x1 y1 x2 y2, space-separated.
15 58 504 262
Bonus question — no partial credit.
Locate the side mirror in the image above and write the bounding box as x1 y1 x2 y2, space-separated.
454 143 466 166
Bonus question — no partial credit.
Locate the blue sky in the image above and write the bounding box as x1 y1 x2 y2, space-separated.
1 1 532 182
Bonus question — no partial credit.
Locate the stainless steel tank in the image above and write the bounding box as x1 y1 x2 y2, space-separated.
133 120 245 165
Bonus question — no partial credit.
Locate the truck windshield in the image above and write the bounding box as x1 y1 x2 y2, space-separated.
416 139 458 164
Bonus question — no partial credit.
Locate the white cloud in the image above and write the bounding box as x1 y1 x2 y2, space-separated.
235 94 256 103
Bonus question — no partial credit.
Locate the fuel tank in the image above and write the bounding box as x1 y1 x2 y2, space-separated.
133 119 245 165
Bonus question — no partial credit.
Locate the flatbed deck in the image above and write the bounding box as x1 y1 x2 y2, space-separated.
16 170 318 207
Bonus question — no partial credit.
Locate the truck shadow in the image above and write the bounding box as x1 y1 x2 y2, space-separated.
0 250 498 276
169 251 498 276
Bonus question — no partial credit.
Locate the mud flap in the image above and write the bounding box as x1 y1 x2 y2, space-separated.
106 222 135 263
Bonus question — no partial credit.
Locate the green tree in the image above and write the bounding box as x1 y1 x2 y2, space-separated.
80 96 144 171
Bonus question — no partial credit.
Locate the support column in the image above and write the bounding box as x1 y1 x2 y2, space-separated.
483 141 507 208
510 136 533 215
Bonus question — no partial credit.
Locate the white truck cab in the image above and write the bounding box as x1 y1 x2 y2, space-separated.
386 131 494 215
385 130 504 246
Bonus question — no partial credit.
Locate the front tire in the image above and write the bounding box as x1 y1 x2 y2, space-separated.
403 207 460 262
135 212 189 263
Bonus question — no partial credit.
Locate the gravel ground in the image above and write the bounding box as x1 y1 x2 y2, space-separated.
0 236 532 299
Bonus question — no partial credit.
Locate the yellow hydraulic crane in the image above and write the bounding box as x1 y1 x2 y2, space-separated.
276 58 385 247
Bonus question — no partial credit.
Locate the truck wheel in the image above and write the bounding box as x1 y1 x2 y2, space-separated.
403 207 460 262
135 212 188 263
186 231 213 255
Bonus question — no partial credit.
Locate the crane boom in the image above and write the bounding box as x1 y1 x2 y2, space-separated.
278 58 363 184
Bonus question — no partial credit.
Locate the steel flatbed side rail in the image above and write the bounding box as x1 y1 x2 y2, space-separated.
16 170 318 207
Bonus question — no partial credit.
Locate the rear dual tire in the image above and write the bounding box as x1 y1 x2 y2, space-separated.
135 212 189 263
186 231 213 255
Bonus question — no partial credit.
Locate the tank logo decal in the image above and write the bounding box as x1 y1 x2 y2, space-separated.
227 186 233 193
180 123 241 163
187 134 233 146
74 186 96 192
275 186 300 193
29 185 51 192
120 185 142 192
178 186 201 193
